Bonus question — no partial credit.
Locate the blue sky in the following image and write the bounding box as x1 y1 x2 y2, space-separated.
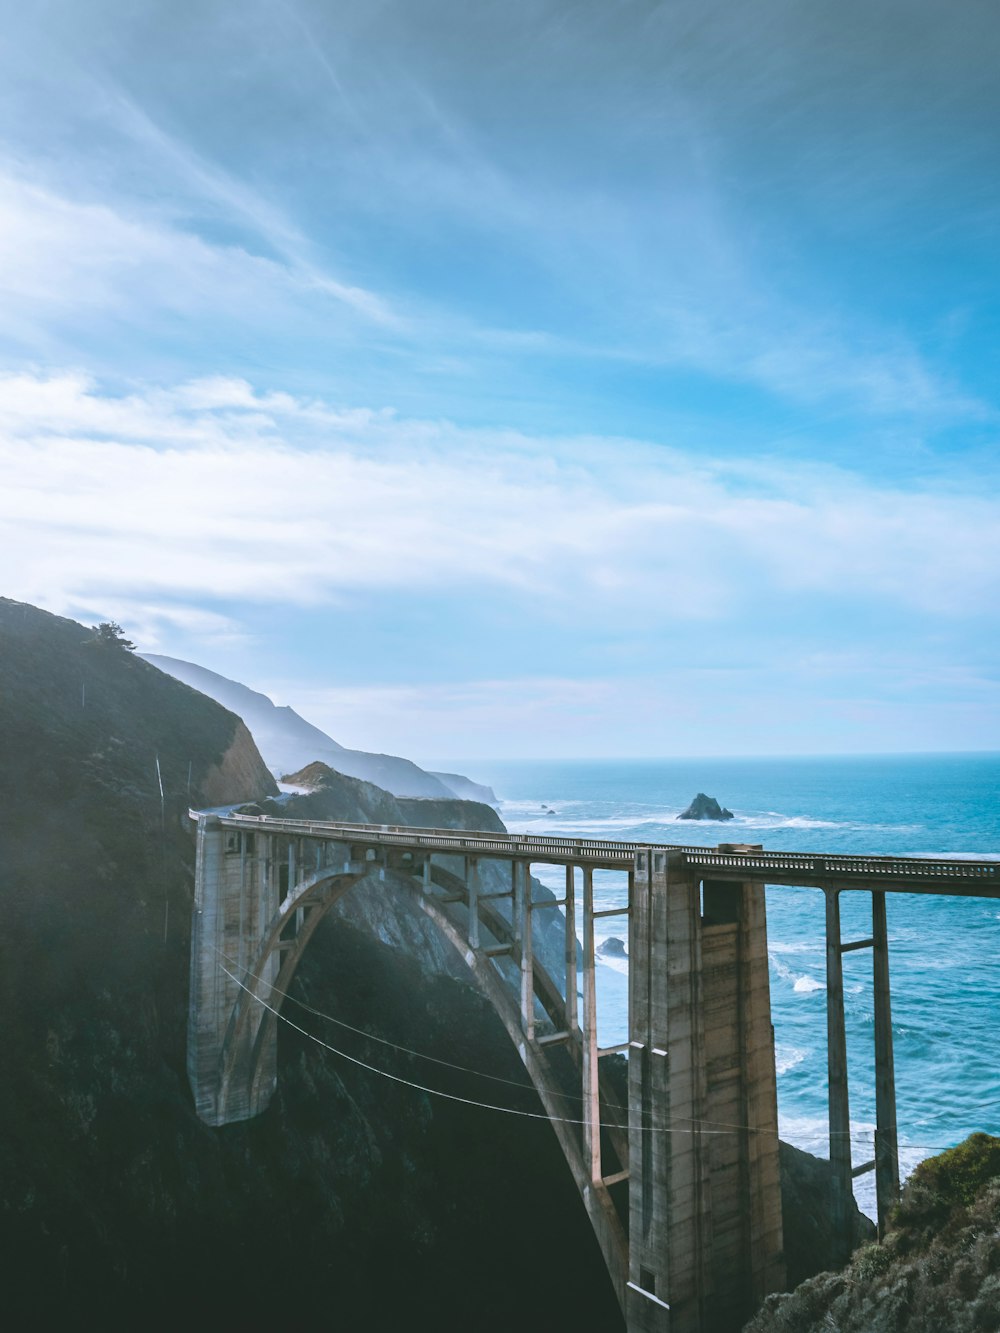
2 0 999 758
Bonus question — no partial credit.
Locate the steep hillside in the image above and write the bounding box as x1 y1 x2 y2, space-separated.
1 599 880 1331
748 1135 1000 1332
0 601 622 1329
429 769 499 804
142 652 459 798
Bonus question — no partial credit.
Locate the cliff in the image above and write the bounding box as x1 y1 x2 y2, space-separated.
142 652 471 799
0 602 620 1329
261 763 565 985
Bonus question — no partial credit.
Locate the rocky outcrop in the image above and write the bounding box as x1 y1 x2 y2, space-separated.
749 1135 1000 1332
200 719 278 806
778 1142 876 1289
430 771 500 805
598 936 628 958
677 792 734 820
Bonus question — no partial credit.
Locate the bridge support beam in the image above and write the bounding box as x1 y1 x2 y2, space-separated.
872 890 900 1236
824 887 853 1261
626 851 784 1333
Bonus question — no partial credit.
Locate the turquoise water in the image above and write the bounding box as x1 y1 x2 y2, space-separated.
444 754 1000 1219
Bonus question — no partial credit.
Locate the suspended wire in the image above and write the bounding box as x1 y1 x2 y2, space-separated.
221 962 721 1135
218 944 788 1133
219 960 976 1151
214 945 599 1107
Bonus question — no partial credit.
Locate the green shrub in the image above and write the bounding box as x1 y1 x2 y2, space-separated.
904 1134 1000 1213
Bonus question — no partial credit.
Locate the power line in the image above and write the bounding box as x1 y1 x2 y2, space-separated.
219 960 979 1151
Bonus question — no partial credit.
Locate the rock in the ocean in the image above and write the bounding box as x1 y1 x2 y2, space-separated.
677 792 734 821
597 936 627 958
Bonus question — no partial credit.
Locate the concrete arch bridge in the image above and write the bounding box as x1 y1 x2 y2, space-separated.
188 812 1000 1333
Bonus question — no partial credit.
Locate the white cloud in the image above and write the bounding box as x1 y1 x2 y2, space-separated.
2 371 999 637
0 169 398 361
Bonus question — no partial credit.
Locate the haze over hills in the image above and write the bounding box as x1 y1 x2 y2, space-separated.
141 654 497 805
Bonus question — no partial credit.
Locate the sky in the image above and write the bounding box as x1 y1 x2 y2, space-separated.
2 0 999 760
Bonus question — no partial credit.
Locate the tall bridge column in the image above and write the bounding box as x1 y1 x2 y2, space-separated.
824 887 853 1259
872 891 900 1235
188 815 280 1125
626 850 784 1333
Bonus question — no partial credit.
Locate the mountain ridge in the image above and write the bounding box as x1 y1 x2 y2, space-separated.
142 652 494 801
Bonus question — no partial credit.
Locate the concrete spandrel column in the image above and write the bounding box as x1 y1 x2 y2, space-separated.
520 861 535 1039
824 886 853 1260
872 890 900 1235
467 856 480 950
582 865 602 1187
565 865 578 1034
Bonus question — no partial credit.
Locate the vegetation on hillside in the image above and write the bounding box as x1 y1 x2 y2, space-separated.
747 1133 1000 1332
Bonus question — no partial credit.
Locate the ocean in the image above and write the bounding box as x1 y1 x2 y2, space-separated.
438 753 1000 1220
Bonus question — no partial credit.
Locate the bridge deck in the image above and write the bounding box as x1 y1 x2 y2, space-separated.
208 812 1000 895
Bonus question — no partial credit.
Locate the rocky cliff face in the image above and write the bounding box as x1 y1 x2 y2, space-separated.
259 763 568 987
0 601 620 1329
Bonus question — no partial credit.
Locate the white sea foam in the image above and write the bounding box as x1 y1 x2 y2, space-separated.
775 1046 808 1075
769 956 795 983
503 804 926 838
793 975 824 994
770 940 822 956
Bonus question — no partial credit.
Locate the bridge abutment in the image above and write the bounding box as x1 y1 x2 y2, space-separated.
187 818 281 1124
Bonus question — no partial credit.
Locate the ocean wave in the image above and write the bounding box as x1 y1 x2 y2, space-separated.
500 805 928 838
775 1046 808 1075
792 975 824 994
902 851 1000 862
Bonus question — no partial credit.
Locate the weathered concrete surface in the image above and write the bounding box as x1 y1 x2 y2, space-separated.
624 858 784 1333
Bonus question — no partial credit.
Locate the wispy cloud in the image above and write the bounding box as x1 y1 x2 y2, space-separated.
2 371 998 631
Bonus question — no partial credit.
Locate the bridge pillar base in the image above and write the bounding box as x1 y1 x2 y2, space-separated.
188 817 280 1125
627 852 784 1333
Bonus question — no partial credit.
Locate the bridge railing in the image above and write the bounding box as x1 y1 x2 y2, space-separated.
681 847 1000 890
205 811 651 865
192 811 1000 891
